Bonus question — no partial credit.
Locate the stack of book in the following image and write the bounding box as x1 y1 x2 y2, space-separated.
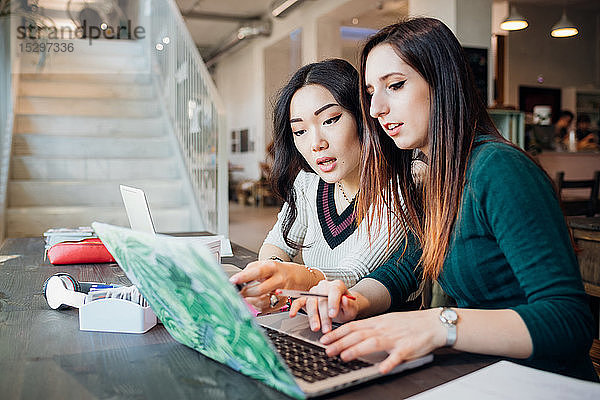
176 236 222 262
43 227 96 257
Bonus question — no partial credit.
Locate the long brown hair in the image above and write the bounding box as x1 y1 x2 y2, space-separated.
357 18 502 280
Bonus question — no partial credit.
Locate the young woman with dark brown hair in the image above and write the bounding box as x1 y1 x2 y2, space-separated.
290 18 597 382
230 59 412 312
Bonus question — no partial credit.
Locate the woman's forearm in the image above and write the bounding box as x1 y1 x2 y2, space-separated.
352 278 392 318
256 244 325 290
258 243 291 261
447 308 533 358
350 281 533 358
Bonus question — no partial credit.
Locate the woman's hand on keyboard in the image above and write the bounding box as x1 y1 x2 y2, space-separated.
289 279 359 334
319 309 445 374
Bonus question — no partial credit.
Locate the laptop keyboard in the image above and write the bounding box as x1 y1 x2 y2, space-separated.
263 326 372 383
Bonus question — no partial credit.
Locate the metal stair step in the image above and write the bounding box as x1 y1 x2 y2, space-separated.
11 156 179 180
14 115 165 136
19 80 154 99
19 73 153 85
12 134 172 158
20 53 149 74
16 96 160 118
8 180 186 207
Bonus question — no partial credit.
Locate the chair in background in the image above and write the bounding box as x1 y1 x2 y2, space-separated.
556 171 600 217
254 161 278 207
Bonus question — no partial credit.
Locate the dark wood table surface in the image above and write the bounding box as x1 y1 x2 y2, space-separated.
0 237 497 399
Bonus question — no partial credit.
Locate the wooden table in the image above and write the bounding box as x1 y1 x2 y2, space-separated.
0 237 497 399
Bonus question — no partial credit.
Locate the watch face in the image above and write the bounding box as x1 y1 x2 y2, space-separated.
441 308 458 324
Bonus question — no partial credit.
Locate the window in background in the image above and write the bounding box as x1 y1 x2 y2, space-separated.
231 129 253 153
231 130 239 153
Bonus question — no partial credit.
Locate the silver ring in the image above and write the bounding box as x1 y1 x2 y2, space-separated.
269 294 279 308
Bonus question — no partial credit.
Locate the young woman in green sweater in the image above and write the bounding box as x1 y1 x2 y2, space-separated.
289 17 598 381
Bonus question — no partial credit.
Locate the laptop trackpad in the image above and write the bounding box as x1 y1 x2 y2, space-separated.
257 313 388 364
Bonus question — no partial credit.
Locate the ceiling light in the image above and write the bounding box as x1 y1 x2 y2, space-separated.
500 6 528 31
551 10 578 38
271 0 303 18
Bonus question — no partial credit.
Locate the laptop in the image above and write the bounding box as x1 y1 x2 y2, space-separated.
92 222 433 399
119 184 232 257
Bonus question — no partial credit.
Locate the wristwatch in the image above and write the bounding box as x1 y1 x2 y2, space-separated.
439 307 458 347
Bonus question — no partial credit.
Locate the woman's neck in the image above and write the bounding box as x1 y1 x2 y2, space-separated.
338 167 360 199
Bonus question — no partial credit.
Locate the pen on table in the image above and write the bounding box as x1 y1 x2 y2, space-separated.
274 289 356 300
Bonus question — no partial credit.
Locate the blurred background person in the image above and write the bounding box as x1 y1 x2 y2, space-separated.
554 110 574 143
576 114 598 151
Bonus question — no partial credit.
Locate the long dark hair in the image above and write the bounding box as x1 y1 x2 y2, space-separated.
271 58 363 250
357 18 503 280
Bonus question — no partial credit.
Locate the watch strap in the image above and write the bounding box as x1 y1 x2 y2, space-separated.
445 324 457 347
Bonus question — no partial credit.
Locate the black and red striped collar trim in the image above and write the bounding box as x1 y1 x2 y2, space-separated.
316 179 357 249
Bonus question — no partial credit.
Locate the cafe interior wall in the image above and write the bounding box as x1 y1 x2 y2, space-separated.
503 4 600 111
223 29 302 181
214 0 494 181
215 44 262 181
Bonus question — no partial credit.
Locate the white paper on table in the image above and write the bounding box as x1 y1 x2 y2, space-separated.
180 235 233 257
407 360 600 400
0 255 19 263
214 235 233 257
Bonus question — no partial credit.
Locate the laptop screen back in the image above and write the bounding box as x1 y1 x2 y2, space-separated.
92 222 304 399
119 185 156 234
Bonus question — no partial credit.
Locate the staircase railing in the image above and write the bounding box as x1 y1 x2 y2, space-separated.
146 0 227 235
0 16 15 243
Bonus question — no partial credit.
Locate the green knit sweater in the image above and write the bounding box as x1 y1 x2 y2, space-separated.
367 137 597 381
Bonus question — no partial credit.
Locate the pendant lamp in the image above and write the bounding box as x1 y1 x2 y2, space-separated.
500 5 528 31
551 10 578 38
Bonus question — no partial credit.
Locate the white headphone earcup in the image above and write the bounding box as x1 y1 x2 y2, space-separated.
44 275 86 309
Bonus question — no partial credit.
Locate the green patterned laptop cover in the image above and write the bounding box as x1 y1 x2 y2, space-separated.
92 222 304 399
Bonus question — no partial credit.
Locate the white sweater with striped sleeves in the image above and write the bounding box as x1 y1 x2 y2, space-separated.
263 170 407 288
